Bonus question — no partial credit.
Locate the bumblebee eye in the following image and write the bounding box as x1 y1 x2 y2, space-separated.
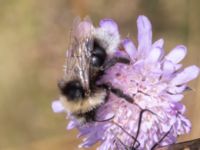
91 55 104 67
58 80 85 100
91 41 106 67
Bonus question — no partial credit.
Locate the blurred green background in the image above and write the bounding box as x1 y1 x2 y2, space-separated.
0 0 200 149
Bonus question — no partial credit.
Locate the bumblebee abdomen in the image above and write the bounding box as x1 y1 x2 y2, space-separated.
58 80 85 101
59 89 106 115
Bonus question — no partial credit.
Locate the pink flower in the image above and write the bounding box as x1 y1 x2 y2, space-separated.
52 16 199 150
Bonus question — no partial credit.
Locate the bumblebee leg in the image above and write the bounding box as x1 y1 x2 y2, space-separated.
132 109 158 148
93 91 115 123
111 128 133 150
110 86 133 103
112 121 140 149
101 57 130 70
94 115 115 122
132 109 148 148
83 106 114 123
115 136 130 150
150 127 172 150
99 84 165 149
98 83 134 103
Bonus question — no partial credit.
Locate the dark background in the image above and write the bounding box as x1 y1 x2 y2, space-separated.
0 0 200 149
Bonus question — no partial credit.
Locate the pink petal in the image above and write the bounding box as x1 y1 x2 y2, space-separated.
167 85 187 94
99 19 119 35
152 38 164 49
161 123 171 132
164 93 184 102
79 138 97 148
176 115 191 134
170 94 184 102
51 100 64 113
162 60 175 74
171 102 186 114
175 64 182 70
171 65 200 85
66 121 76 130
146 47 162 63
181 117 191 133
114 49 129 58
137 15 152 57
123 38 137 60
165 45 187 64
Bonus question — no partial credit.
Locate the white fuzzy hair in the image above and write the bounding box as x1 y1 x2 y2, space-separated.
94 27 120 55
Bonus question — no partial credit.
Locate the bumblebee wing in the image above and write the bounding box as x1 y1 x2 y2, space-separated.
64 17 94 91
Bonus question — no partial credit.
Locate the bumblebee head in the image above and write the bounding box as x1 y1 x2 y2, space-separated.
90 39 107 68
58 80 85 101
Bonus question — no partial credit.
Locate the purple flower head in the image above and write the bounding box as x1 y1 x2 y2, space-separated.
52 16 199 150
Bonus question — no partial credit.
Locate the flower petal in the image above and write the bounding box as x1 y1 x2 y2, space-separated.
66 121 76 130
137 15 152 57
51 100 64 113
180 116 191 133
123 38 137 60
152 38 164 49
79 133 101 148
171 102 186 114
161 123 171 132
146 47 162 63
167 85 187 94
171 65 200 85
176 115 191 134
166 94 184 102
99 19 119 35
165 45 187 64
175 64 182 70
114 49 129 58
162 60 175 74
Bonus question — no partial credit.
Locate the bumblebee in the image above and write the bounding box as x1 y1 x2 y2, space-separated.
58 18 131 124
